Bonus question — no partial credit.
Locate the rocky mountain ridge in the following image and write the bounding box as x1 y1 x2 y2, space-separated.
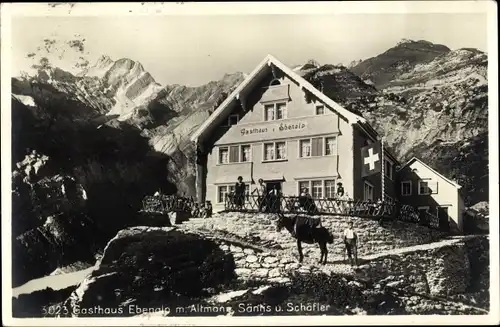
12 38 488 202
297 41 488 205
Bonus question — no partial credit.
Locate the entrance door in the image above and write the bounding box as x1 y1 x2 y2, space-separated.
437 206 450 232
418 207 430 226
266 181 282 194
264 180 282 213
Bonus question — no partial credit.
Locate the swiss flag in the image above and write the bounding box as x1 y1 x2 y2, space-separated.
361 142 382 177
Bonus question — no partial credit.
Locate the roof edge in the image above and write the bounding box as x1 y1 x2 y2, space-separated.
190 54 367 143
397 156 462 189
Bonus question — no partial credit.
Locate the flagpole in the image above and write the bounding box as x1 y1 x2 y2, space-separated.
381 136 385 203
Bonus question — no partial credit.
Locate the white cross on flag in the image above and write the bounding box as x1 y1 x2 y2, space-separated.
361 142 382 177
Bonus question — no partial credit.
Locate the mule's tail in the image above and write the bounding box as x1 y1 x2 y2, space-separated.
327 230 334 244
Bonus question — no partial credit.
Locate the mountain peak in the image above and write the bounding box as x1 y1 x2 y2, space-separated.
392 39 451 53
351 39 451 88
396 38 420 46
82 55 115 78
301 59 321 70
95 55 114 67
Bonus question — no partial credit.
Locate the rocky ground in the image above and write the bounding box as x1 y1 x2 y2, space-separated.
13 212 489 318
177 213 489 315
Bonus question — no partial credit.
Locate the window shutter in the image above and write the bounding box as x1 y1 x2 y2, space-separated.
229 146 239 163
311 138 323 156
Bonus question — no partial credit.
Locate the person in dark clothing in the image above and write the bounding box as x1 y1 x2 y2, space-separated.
336 182 345 198
205 201 213 218
234 176 246 210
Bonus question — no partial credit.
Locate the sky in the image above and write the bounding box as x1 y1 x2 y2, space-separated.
11 13 488 87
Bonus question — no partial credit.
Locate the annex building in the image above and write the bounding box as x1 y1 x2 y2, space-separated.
190 54 465 232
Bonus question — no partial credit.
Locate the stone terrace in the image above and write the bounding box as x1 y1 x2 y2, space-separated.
181 212 447 260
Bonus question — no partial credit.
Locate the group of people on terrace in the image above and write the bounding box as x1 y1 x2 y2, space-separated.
191 200 213 218
227 176 364 214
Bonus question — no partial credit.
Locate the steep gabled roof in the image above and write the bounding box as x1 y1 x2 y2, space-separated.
190 54 366 142
398 157 462 189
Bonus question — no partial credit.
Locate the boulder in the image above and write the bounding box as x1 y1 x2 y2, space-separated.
245 255 258 263
61 227 236 317
234 268 252 277
252 268 269 279
268 268 283 278
263 256 278 264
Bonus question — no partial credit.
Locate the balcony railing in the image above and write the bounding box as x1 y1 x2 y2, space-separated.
138 193 445 232
141 194 194 213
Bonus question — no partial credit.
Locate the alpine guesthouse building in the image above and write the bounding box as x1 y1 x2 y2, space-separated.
190 55 465 233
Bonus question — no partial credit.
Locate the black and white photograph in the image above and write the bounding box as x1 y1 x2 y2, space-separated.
1 2 498 325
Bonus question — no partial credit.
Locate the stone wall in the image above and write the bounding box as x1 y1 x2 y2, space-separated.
183 212 446 259
356 239 473 297
197 233 489 315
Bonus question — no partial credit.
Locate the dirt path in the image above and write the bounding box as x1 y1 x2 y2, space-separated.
12 266 96 298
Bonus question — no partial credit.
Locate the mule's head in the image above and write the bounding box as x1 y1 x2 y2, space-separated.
275 213 286 232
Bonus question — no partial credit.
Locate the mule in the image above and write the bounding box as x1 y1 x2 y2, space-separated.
276 213 334 264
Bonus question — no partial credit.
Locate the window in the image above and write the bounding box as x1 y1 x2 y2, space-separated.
221 114 239 127
228 114 239 126
219 145 252 164
219 147 229 164
265 105 275 121
218 184 249 203
264 143 275 161
264 102 287 121
241 145 251 162
299 137 324 157
217 186 228 203
401 181 412 196
384 158 393 180
315 105 325 115
363 181 374 201
418 180 431 195
324 180 335 199
276 103 287 120
263 142 286 161
299 139 311 158
298 179 336 199
325 137 337 156
311 181 323 199
276 142 286 160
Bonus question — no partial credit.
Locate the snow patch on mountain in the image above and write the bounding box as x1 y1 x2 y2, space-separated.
12 94 37 108
81 55 115 79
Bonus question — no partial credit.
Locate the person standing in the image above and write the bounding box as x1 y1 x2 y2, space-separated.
336 182 345 198
251 178 267 212
234 176 246 211
343 221 358 266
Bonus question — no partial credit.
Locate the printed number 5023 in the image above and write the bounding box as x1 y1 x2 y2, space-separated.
42 305 69 316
